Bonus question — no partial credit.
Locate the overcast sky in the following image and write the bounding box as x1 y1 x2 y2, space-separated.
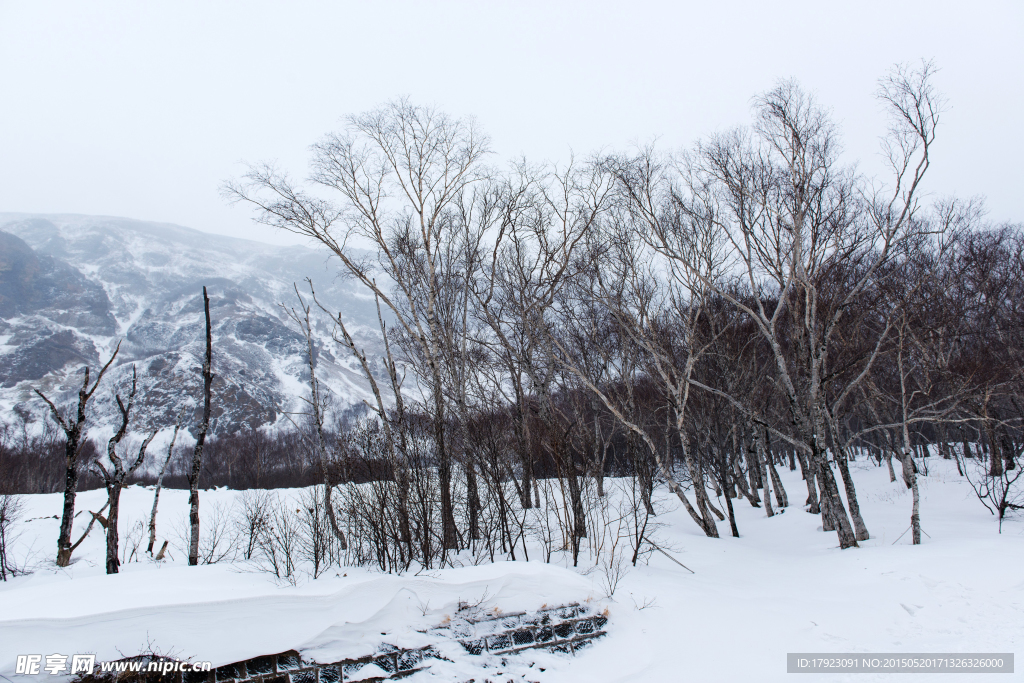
1 1 1021 246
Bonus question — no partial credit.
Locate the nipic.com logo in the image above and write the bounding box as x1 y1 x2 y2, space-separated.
15 655 95 676
15 655 213 676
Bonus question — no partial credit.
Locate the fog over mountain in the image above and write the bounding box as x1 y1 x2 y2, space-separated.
0 213 384 437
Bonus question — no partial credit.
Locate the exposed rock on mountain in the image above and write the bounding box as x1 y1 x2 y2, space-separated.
0 213 383 437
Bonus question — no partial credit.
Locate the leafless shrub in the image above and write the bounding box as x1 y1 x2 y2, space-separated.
963 441 1024 532
599 546 627 598
235 489 272 561
174 500 238 565
119 516 146 566
0 494 26 580
297 486 338 578
253 494 301 583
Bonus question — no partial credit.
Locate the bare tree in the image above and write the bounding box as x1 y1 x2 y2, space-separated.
469 160 612 520
188 287 214 566
148 404 187 555
93 366 158 574
320 288 415 563
606 62 941 549
34 340 121 566
565 155 726 537
0 493 24 580
283 282 348 551
228 99 489 558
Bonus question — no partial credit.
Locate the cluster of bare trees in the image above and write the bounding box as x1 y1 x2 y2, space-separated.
3 61 1019 581
3 288 218 575
224 59 1020 570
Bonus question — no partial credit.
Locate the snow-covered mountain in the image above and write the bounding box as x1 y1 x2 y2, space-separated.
0 213 384 436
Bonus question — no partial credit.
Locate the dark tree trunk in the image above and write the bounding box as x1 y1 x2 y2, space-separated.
435 404 459 553
105 483 122 574
38 343 120 567
812 444 858 548
189 287 214 566
763 427 788 508
723 471 740 537
56 439 81 567
824 411 869 540
834 452 869 541
798 452 820 514
467 464 481 541
985 420 1003 477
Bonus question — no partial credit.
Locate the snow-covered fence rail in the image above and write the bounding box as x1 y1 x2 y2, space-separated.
444 602 608 657
77 603 607 683
198 647 433 683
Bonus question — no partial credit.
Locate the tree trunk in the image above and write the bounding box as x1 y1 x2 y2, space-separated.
705 496 726 521
798 453 819 513
763 427 788 508
723 471 740 537
813 446 858 548
189 287 214 566
898 448 922 544
760 444 774 518
733 453 758 507
105 482 122 574
899 416 922 544
824 411 868 540
817 466 836 531
513 404 533 510
985 420 1003 478
834 453 869 541
43 344 121 567
435 404 459 552
148 412 183 555
594 408 607 498
466 463 481 541
323 483 348 552
56 440 81 567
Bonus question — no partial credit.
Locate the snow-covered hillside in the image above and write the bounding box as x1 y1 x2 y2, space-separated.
0 213 385 436
1 460 1020 682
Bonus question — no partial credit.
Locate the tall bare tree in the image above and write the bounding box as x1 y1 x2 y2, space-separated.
93 366 157 574
188 287 214 566
284 283 348 551
227 99 489 557
34 341 121 566
148 404 187 555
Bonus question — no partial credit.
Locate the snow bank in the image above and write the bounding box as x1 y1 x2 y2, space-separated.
1 460 1022 682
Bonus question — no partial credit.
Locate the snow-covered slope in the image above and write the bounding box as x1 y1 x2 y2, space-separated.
0 461 1020 682
0 213 384 435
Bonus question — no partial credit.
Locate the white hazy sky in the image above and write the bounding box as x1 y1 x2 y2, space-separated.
1 1 1021 246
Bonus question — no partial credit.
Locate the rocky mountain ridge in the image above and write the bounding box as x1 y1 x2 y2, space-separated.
0 213 384 439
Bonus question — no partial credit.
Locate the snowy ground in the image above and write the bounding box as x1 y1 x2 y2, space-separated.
1 459 1022 682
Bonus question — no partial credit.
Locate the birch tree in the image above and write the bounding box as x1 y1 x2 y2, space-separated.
227 100 489 558
34 341 120 566
93 366 157 574
188 287 214 566
606 62 941 548
283 283 348 551
148 404 187 556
